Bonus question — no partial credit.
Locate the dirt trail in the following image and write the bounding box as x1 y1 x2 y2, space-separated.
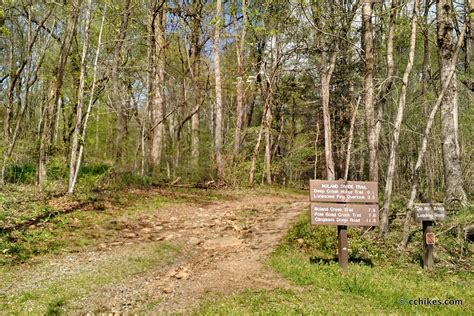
2 191 307 314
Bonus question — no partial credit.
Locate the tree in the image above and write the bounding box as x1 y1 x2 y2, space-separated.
232 0 247 161
436 0 467 207
362 0 377 182
213 0 224 181
380 0 420 237
68 1 106 193
37 2 80 187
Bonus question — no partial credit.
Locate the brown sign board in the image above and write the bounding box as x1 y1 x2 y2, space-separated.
309 180 378 203
310 203 379 226
414 203 446 222
426 232 436 245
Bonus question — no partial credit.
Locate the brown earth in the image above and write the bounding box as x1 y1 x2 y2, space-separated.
2 190 307 314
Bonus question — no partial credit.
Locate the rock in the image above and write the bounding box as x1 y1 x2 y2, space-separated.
175 270 190 280
188 237 201 246
170 217 178 221
153 225 164 231
202 236 242 250
124 233 137 239
163 287 172 294
297 238 304 245
164 234 174 240
141 227 153 234
98 243 107 250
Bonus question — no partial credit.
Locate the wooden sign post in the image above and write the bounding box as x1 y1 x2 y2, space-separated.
414 203 446 270
309 180 379 270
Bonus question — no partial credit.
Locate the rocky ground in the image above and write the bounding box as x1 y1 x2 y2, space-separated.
1 190 307 314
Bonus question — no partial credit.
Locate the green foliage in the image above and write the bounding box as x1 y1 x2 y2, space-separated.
103 171 152 188
47 159 68 181
285 212 382 263
4 163 36 184
45 298 66 316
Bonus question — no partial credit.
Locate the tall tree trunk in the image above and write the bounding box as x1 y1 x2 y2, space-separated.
375 0 397 145
232 0 246 161
344 96 361 181
112 0 131 165
362 0 378 182
37 3 79 187
263 35 280 185
421 0 432 99
68 3 106 193
436 0 467 207
213 0 224 181
401 24 467 247
380 0 420 237
263 92 273 184
249 105 268 186
190 2 202 170
145 1 156 175
150 7 166 176
68 0 93 193
320 51 337 181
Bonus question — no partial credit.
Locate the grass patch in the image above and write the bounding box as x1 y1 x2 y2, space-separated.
197 205 473 314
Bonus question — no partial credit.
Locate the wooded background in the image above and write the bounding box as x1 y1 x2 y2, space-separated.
0 0 472 237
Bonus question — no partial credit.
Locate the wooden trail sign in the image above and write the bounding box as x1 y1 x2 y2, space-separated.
309 180 379 270
310 203 378 226
413 203 445 270
310 180 378 203
414 203 446 222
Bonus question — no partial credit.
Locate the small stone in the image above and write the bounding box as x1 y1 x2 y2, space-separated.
175 270 190 280
98 243 107 249
124 233 137 238
297 238 304 245
153 225 164 231
188 237 201 246
163 287 172 294
170 217 178 221
141 227 152 234
164 234 174 240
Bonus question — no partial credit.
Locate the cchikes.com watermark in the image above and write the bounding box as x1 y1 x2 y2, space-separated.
399 298 463 306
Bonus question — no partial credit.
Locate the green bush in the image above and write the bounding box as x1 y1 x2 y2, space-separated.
4 163 36 184
47 160 68 180
285 212 382 264
79 163 111 176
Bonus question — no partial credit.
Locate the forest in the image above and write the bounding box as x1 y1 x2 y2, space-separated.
0 0 473 314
